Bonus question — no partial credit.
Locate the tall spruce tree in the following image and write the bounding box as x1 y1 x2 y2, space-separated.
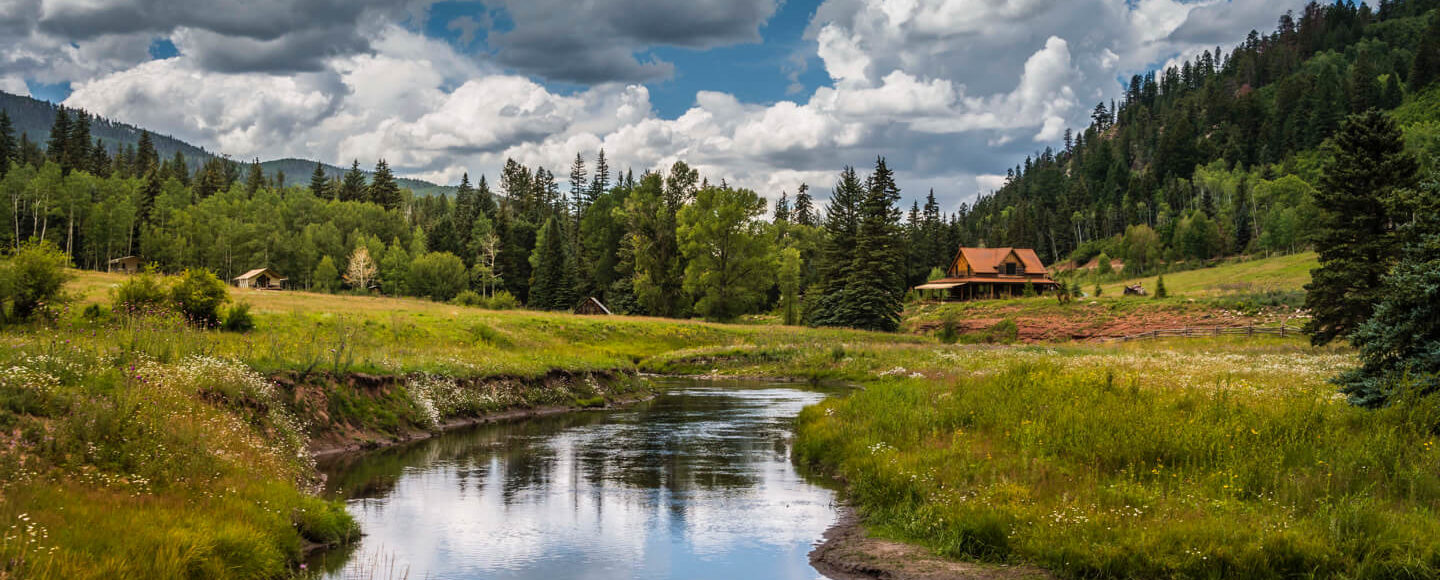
0 110 14 177
809 167 863 326
569 153 588 212
244 158 265 197
528 216 575 310
135 130 158 175
340 160 367 202
773 191 790 222
168 151 189 185
793 183 815 226
309 162 329 199
46 107 71 169
1304 110 1419 345
1337 169 1440 408
369 159 402 209
590 149 610 202
832 157 905 332
66 110 91 174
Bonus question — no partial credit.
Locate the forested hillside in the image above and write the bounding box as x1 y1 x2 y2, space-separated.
954 0 1440 271
1 0 1438 332
0 91 215 171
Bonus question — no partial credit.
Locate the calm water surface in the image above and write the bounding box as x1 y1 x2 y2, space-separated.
309 379 842 580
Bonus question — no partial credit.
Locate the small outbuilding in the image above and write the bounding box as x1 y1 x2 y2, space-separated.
233 268 287 290
574 297 612 315
108 256 143 275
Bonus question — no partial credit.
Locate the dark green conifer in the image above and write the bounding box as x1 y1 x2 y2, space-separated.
1303 110 1419 345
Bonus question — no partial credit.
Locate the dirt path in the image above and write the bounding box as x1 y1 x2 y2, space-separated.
811 508 1052 580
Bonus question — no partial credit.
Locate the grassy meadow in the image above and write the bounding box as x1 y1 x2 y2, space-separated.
0 270 921 579
11 253 1432 579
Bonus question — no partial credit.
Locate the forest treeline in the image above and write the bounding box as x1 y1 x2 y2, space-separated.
1 0 1439 330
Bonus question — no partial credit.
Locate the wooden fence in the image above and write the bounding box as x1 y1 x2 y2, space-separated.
1113 324 1306 343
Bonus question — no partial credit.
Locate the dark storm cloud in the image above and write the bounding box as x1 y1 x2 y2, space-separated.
488 0 778 83
32 0 405 73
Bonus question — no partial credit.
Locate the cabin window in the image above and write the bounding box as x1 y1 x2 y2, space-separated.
1005 263 1017 275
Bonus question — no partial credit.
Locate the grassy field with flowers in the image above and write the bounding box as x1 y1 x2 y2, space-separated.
650 334 1440 578
0 270 925 579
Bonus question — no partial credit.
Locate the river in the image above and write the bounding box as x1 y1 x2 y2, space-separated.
308 378 843 580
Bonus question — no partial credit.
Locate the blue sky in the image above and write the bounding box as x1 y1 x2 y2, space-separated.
1 0 1306 208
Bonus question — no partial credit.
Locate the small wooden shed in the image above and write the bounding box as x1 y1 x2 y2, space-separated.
233 268 287 290
108 256 142 275
574 297 612 315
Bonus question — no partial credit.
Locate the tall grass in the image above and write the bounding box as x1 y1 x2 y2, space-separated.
793 342 1440 578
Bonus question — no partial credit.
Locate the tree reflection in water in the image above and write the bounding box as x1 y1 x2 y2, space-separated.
310 379 844 580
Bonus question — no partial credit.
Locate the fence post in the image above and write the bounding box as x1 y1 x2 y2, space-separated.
1280 326 1287 338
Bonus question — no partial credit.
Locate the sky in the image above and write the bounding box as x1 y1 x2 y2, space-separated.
0 0 1308 210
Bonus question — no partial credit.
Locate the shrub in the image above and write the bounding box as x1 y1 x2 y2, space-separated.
1155 274 1169 299
111 267 170 314
1095 252 1114 276
984 319 1020 344
936 315 960 344
1094 283 1103 297
221 302 255 333
486 290 520 310
407 252 468 302
170 269 229 326
82 303 109 322
1023 281 1037 297
1 240 73 321
451 290 485 307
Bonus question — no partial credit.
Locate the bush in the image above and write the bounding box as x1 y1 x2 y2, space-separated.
111 267 169 315
451 290 485 307
170 269 229 327
407 252 469 302
221 302 255 333
1095 252 1114 276
1155 275 1169 299
82 303 109 322
1 240 73 321
486 290 520 310
1094 283 1103 297
936 315 960 344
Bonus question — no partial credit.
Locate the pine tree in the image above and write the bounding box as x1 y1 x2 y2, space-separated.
1337 171 1440 408
46 107 71 168
137 167 163 226
831 157 905 332
369 159 402 209
793 183 815 226
309 162 329 199
569 153 588 211
1348 57 1382 113
1304 110 1419 345
135 130 158 175
168 151 189 185
453 172 477 256
528 216 575 310
89 138 110 177
0 110 14 177
773 191 790 222
1154 275 1168 298
589 149 610 202
340 160 367 202
476 175 497 220
66 110 91 174
244 158 264 197
1410 11 1440 92
809 168 863 326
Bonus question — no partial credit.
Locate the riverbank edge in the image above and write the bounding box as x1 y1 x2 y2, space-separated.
292 369 654 458
810 506 1053 580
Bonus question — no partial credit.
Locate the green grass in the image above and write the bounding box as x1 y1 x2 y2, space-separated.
692 336 1440 579
1 271 925 578
1096 252 1317 297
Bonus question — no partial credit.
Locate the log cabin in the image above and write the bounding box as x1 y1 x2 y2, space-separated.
914 247 1059 301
